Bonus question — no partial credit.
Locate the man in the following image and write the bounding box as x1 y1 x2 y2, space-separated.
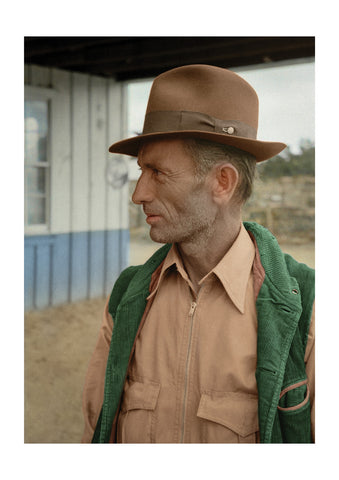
82 65 315 443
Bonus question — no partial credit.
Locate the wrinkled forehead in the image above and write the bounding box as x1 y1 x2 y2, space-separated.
138 137 187 156
138 138 194 162
137 138 198 177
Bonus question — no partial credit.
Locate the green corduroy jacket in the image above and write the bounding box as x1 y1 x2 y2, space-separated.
93 222 315 443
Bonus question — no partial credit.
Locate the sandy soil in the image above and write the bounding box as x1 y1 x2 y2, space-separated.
25 240 314 443
25 297 106 443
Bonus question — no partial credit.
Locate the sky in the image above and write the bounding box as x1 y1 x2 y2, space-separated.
126 60 315 172
236 61 314 152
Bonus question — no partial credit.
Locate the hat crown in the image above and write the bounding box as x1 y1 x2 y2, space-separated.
108 64 286 162
145 64 259 131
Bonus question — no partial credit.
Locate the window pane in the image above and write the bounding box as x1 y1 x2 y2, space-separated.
26 167 46 195
25 98 50 229
27 197 46 225
24 101 48 163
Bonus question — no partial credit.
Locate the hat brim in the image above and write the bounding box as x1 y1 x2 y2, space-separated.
109 131 286 163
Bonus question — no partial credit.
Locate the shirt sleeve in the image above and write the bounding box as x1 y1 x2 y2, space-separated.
304 301 315 442
81 295 113 443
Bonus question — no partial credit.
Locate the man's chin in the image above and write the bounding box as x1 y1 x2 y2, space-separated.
149 230 168 244
149 226 176 244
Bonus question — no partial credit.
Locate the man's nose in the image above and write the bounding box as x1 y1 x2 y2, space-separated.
132 173 154 205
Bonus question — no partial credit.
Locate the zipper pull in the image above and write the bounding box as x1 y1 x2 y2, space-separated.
189 302 197 317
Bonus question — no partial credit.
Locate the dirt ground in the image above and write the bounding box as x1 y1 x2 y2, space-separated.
24 240 314 443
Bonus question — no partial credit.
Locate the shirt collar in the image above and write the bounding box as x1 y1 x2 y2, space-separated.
147 243 189 300
147 223 255 313
206 223 255 313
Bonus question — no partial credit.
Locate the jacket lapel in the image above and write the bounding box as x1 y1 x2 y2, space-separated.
255 277 302 442
244 222 303 442
99 244 171 442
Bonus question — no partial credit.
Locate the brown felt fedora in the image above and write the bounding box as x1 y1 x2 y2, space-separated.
109 64 286 162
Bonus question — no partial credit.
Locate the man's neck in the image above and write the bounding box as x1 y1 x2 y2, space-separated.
176 216 242 293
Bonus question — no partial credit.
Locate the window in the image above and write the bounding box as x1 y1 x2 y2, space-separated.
24 100 50 231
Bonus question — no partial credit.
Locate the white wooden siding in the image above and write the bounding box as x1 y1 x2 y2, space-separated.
25 64 128 235
89 76 107 232
71 72 90 233
106 77 129 231
50 68 72 234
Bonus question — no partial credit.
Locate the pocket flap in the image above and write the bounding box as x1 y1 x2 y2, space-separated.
197 392 259 437
121 380 160 413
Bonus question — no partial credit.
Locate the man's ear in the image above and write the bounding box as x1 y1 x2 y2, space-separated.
212 163 239 204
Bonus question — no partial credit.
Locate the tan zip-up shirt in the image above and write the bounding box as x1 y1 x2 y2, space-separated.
82 225 315 443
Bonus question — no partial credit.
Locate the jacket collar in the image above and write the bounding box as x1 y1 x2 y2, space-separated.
121 222 302 314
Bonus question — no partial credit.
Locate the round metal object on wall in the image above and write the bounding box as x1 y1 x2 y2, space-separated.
106 157 128 189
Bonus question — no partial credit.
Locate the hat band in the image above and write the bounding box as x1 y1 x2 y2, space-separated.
142 110 257 139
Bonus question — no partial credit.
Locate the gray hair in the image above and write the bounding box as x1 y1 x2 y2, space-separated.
183 138 257 204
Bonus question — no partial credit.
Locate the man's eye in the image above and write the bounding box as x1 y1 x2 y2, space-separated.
137 165 163 177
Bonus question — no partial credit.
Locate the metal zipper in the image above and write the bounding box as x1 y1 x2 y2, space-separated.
180 299 197 443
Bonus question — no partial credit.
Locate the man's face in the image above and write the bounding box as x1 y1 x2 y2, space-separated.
132 139 217 245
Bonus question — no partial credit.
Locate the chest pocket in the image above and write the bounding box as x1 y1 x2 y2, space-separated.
197 392 259 443
117 379 160 443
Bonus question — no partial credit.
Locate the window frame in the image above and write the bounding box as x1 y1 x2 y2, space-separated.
24 86 56 235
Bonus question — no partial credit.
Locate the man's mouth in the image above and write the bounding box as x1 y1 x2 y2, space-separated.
144 211 162 225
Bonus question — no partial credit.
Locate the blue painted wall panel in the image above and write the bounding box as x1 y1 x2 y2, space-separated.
70 232 89 302
24 229 129 310
24 244 35 310
35 243 51 309
104 229 130 296
25 235 53 310
88 231 105 299
51 234 71 306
